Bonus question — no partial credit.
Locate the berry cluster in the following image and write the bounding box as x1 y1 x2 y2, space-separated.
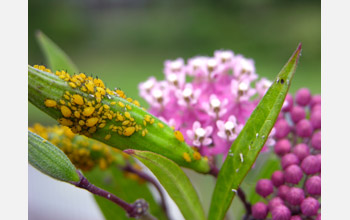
139 51 275 157
252 88 321 220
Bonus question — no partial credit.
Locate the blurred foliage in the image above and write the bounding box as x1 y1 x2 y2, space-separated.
29 0 320 125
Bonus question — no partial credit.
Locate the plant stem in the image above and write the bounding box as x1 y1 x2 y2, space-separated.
123 163 170 220
73 171 152 218
209 163 252 218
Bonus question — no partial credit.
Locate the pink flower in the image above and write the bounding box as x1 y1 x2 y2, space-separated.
216 115 242 142
186 121 213 147
175 83 201 107
202 94 228 119
256 77 272 98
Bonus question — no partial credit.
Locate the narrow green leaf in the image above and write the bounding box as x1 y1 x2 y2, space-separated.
28 131 80 183
36 31 79 74
85 167 167 220
127 150 206 220
208 44 302 220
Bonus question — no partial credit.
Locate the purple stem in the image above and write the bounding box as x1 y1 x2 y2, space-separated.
73 171 150 218
123 163 170 219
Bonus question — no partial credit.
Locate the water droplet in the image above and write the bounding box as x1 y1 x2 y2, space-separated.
229 153 234 157
276 77 280 83
240 153 244 163
236 168 240 172
232 189 237 193
107 194 111 198
256 133 259 138
249 145 251 150
262 135 265 139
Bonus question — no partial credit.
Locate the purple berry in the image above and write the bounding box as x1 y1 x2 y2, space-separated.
310 95 321 108
281 153 300 170
292 143 310 161
301 197 320 216
290 215 302 220
271 170 285 187
256 179 274 197
286 187 305 205
301 155 321 175
268 197 284 211
311 131 321 150
282 94 294 112
296 119 313 138
274 119 291 139
291 106 306 123
284 165 303 184
310 110 321 130
274 139 291 156
252 202 268 219
277 185 290 200
311 104 321 113
271 205 291 220
296 88 311 106
316 213 321 220
305 176 321 195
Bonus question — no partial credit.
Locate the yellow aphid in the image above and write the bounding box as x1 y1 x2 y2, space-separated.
111 101 116 105
69 82 77 88
174 130 185 142
126 105 132 110
74 111 80 118
86 81 95 93
86 117 99 127
81 86 87 92
183 152 191 162
64 95 70 100
150 118 155 124
124 112 131 119
58 118 73 126
44 99 57 108
105 134 111 140
83 107 95 117
117 114 124 121
158 122 164 128
126 97 133 102
79 120 85 126
143 120 147 126
133 100 140 107
94 78 105 88
72 94 84 105
103 104 110 110
122 120 130 126
99 159 107 170
89 126 97 133
61 106 72 118
123 127 135 136
95 92 102 102
59 99 66 105
142 130 146 137
118 101 125 108
99 123 106 128
193 152 201 160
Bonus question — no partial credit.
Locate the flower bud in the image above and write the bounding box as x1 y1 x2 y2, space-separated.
282 94 294 112
311 131 321 150
296 119 313 138
310 109 321 130
305 176 321 196
256 179 274 197
274 139 291 156
271 170 284 187
310 95 321 108
292 143 310 161
301 197 320 216
274 119 290 139
291 106 306 123
268 197 284 211
277 185 290 200
311 104 321 113
284 165 303 184
252 202 268 219
301 155 321 175
316 213 321 220
296 88 311 106
290 216 302 220
286 187 305 205
281 153 300 170
271 205 291 220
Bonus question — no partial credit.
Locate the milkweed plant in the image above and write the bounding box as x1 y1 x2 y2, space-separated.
28 32 320 220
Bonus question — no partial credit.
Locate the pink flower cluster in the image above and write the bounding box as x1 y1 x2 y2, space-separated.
252 88 321 220
139 51 275 157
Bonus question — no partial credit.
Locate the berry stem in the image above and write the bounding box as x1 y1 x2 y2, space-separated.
73 171 152 218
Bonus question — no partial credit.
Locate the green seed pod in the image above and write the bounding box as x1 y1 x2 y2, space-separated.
28 130 80 183
28 65 210 173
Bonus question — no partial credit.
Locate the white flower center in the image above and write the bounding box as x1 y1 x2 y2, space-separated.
221 51 232 61
241 59 253 73
182 88 193 98
238 82 249 92
224 121 235 130
167 73 178 83
171 61 182 71
210 98 221 108
207 59 218 70
152 89 163 99
144 80 154 90
195 127 206 138
264 80 272 88
192 58 204 68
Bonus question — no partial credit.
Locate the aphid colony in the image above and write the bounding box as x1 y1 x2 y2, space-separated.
33 65 200 163
29 123 120 171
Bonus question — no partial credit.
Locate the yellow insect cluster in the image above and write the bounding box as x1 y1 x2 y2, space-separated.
34 65 154 140
29 123 121 171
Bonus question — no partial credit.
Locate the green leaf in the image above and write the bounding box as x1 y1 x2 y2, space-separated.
127 150 206 220
208 44 302 220
84 166 167 220
36 31 79 74
28 131 80 183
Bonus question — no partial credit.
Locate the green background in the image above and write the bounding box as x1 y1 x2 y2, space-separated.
29 0 320 126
